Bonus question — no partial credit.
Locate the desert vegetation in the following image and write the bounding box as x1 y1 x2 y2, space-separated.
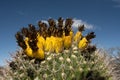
0 17 120 80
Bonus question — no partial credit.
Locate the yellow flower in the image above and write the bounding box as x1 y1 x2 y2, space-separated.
45 36 55 52
70 31 73 39
78 37 88 50
37 34 45 50
63 35 72 49
50 36 56 52
24 48 33 58
24 37 34 58
74 31 82 43
55 37 63 53
45 37 51 52
34 49 45 60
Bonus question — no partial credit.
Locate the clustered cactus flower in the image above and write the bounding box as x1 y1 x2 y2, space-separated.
14 17 96 60
1 17 115 80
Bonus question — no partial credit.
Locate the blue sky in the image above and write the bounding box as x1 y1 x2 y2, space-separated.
0 0 120 66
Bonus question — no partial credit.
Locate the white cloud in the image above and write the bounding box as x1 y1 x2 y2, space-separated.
112 0 120 8
41 20 48 25
72 19 94 29
114 5 120 7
